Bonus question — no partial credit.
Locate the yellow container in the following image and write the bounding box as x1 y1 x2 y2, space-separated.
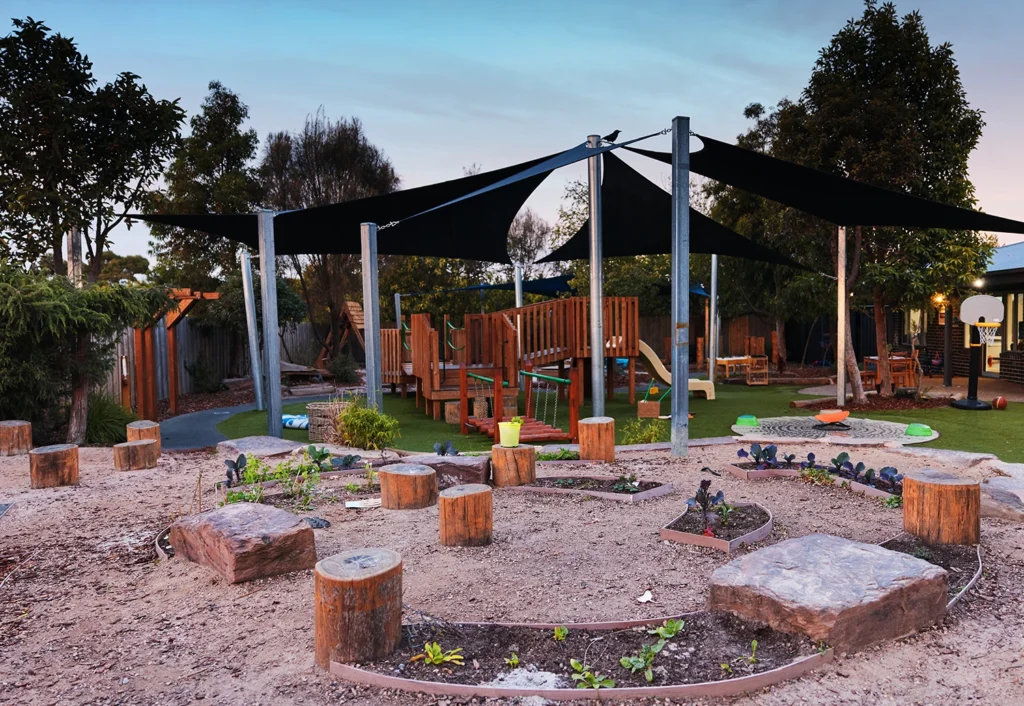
498 422 521 447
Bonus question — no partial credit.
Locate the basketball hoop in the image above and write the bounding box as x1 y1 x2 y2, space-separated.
976 322 1000 347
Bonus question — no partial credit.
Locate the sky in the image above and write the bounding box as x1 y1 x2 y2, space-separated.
10 0 1024 261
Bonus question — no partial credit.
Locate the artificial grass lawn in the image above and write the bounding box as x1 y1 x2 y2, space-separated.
215 384 1024 461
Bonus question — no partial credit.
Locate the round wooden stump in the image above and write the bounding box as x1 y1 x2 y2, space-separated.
0 420 32 456
439 484 493 546
379 463 438 509
127 420 161 456
113 439 160 471
904 468 980 545
314 548 403 669
491 444 536 487
29 444 79 488
579 416 615 463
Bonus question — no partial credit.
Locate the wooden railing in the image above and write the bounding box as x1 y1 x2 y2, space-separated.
381 329 407 384
507 296 639 364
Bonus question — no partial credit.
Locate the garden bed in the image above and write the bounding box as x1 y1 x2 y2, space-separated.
507 475 674 503
881 534 983 606
661 503 773 552
335 612 828 699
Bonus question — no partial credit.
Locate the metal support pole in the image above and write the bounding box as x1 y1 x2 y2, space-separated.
943 303 953 387
394 293 402 329
67 227 83 287
514 262 525 390
587 134 605 417
709 254 719 383
836 226 847 407
361 222 384 411
257 210 282 437
514 263 524 308
670 116 691 456
240 251 265 412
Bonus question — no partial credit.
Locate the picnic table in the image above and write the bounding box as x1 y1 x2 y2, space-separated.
716 356 753 378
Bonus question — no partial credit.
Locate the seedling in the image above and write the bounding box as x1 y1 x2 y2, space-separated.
553 478 576 488
879 467 904 494
716 502 736 525
306 445 333 471
720 663 733 675
883 495 903 509
829 452 850 475
553 626 568 641
745 639 759 664
686 479 725 534
537 449 580 461
570 659 615 690
504 652 519 668
508 416 524 426
801 465 833 487
800 452 817 470
433 440 460 457
224 454 246 487
619 639 665 682
647 619 684 639
344 482 361 494
331 454 362 469
410 642 464 666
736 443 779 469
612 474 641 493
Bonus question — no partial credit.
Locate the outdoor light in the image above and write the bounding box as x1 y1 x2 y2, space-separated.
932 293 945 306
973 278 985 288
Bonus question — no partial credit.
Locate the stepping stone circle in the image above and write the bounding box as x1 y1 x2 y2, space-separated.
169 502 317 583
708 534 948 653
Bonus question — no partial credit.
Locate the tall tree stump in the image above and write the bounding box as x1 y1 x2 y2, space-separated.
904 468 980 545
0 420 32 456
439 484 493 546
127 420 161 456
113 439 160 471
314 548 403 669
29 444 79 488
491 444 536 487
379 463 438 509
579 416 615 463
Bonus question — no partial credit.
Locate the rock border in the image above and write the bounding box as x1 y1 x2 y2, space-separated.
502 475 674 504
660 502 774 553
329 613 833 701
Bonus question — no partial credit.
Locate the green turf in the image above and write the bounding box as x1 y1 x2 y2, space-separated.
215 385 1024 461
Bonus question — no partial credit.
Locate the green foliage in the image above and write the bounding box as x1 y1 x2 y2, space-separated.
504 652 519 668
619 639 665 682
85 393 136 445
745 639 759 664
883 495 904 509
222 451 322 510
537 449 579 461
802 466 834 487
621 418 669 445
570 659 615 690
336 401 400 450
411 642 464 666
553 626 568 642
612 474 641 493
648 619 684 640
185 357 226 394
98 253 150 284
193 272 306 334
329 352 360 384
223 485 264 505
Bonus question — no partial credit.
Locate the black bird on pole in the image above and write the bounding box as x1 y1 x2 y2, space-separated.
601 129 621 143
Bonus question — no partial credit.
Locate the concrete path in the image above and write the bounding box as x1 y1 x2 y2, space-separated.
159 395 331 451
800 375 1024 402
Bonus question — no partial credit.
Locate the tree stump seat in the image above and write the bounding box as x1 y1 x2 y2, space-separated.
579 416 615 463
29 444 79 488
904 468 980 545
127 420 161 455
114 439 160 470
0 420 32 456
491 444 536 487
439 484 493 546
379 463 438 509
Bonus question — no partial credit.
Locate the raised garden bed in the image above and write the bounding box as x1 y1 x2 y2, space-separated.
331 612 831 700
880 534 983 608
505 475 674 503
724 463 801 481
660 502 773 553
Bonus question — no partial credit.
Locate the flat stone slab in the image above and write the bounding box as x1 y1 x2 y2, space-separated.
169 502 317 583
709 534 947 653
981 477 1024 522
401 453 490 488
218 436 305 458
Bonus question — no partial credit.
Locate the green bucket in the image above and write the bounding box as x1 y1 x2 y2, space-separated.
905 423 932 437
736 415 759 427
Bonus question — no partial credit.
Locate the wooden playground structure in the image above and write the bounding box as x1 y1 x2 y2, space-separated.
381 296 641 443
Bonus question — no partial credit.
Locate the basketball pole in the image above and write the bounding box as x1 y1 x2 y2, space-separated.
951 324 990 410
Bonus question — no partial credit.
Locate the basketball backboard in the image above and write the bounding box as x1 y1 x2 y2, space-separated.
959 294 1003 326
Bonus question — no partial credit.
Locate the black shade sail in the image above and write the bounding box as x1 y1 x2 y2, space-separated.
627 135 1024 234
539 151 809 270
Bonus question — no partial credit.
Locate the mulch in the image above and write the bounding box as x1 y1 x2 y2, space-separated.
530 477 661 494
881 536 980 598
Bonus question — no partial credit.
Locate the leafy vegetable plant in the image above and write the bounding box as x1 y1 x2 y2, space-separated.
331 454 362 469
504 652 519 668
745 639 759 664
570 659 615 690
553 626 568 641
736 443 778 469
224 454 246 487
686 479 725 535
883 494 903 509
537 449 579 461
829 452 850 475
612 474 641 493
619 639 665 682
433 440 459 456
411 642 464 666
647 619 684 639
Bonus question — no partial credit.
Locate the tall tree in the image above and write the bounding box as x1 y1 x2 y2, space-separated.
505 207 553 280
801 0 992 398
0 18 184 279
97 252 150 283
259 109 399 357
147 81 260 289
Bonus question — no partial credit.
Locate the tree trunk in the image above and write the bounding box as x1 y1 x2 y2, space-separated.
844 300 868 405
67 332 90 444
774 318 787 374
801 324 814 366
872 289 892 397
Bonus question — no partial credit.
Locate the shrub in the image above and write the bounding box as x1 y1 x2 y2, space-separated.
85 393 137 445
329 352 361 385
185 357 226 394
621 418 669 445
336 401 400 450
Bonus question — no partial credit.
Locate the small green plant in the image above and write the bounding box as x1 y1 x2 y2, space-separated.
716 502 736 525
622 418 669 445
619 639 665 682
553 478 576 488
537 449 580 461
883 495 903 509
433 440 459 456
224 453 247 487
829 452 850 475
553 626 568 641
508 416 524 425
328 352 360 384
331 453 362 469
364 460 378 487
223 485 264 505
504 652 519 668
410 642 464 666
612 474 641 493
344 482 361 493
801 465 834 487
744 639 758 664
687 479 725 536
336 401 400 450
736 443 780 468
720 663 733 675
85 393 137 445
570 659 615 690
647 619 684 639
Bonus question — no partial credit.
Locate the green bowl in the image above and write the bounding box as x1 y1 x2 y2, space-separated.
905 423 933 437
736 415 759 427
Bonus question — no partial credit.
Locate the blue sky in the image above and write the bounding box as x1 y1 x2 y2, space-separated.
10 0 1024 259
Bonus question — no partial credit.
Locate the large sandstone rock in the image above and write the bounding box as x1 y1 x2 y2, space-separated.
709 534 947 653
217 436 305 458
981 477 1024 522
170 502 317 583
401 453 490 488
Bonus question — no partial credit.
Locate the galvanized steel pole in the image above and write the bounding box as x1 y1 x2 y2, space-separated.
240 251 265 412
836 226 847 407
257 210 282 437
943 302 953 387
709 254 719 383
394 293 402 329
514 263 524 308
362 222 384 411
587 134 605 417
670 116 691 457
